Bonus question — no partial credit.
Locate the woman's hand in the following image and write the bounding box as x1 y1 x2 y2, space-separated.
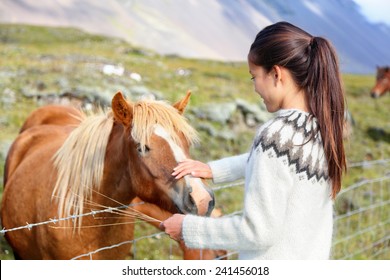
172 159 213 179
160 214 185 241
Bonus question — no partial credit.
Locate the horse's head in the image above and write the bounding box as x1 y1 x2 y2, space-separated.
370 66 390 98
112 91 215 216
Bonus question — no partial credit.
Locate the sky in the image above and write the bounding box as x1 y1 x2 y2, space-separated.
353 0 390 25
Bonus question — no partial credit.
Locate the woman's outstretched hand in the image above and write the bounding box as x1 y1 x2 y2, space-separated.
159 214 185 241
172 159 213 180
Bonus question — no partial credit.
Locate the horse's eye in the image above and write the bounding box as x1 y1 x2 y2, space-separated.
136 143 150 154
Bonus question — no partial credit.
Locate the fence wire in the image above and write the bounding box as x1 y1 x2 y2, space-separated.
1 159 389 260
332 175 390 259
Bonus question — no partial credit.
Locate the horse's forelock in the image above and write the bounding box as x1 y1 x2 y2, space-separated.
131 100 198 150
377 66 390 78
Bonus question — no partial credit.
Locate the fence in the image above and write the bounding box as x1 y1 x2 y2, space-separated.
332 176 390 259
1 159 389 260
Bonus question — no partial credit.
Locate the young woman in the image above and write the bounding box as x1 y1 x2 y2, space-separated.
161 21 346 259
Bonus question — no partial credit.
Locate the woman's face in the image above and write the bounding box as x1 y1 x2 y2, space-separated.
248 61 283 113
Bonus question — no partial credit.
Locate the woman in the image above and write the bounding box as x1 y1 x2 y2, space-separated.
161 21 346 260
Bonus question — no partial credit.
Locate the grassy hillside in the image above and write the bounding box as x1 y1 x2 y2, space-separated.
0 24 389 259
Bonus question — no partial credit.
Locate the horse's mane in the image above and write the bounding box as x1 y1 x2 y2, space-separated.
52 110 114 228
52 99 198 228
131 99 198 153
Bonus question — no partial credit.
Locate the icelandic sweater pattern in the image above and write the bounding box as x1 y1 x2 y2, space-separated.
182 109 334 259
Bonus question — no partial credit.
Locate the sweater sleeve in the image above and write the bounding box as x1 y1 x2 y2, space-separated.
182 148 293 251
207 153 248 184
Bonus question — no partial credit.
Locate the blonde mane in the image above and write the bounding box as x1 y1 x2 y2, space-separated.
131 99 199 152
52 110 114 228
52 99 198 228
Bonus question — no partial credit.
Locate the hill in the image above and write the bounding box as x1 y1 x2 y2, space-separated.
0 0 390 73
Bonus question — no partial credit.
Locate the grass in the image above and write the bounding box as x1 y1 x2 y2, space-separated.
0 24 389 260
333 177 390 259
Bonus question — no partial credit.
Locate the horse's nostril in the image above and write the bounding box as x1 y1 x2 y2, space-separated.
180 186 197 214
188 192 195 206
207 189 215 213
207 198 215 216
179 178 216 216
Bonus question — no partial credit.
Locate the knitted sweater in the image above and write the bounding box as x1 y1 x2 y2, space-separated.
182 109 334 260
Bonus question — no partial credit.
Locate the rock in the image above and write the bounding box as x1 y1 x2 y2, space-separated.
196 123 217 137
129 72 142 82
1 88 16 107
175 68 192 77
102 64 125 76
128 86 163 100
216 130 236 141
192 102 237 124
235 99 271 126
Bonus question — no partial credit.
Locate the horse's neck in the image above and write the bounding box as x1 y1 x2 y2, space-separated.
98 123 135 206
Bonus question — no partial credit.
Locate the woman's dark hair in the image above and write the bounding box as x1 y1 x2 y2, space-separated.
249 21 346 199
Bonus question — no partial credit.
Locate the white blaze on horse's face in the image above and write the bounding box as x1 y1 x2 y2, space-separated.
153 125 214 216
153 125 187 162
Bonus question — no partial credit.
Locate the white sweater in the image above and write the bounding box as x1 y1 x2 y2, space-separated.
183 109 334 260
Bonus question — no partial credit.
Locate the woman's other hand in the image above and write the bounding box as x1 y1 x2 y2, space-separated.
172 159 213 179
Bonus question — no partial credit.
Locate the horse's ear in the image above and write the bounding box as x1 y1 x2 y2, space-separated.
173 90 191 114
112 92 133 126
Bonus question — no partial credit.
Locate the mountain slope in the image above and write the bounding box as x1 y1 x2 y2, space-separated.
0 0 389 73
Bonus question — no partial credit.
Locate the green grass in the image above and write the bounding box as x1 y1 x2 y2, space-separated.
333 178 390 259
0 23 389 260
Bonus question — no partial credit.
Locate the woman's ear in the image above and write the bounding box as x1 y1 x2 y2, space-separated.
271 65 283 87
272 65 282 82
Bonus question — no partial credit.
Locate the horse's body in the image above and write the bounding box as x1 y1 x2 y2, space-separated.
4 106 83 185
1 92 215 260
19 105 83 133
370 66 390 98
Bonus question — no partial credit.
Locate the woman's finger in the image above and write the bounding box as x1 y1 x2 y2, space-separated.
172 160 212 179
172 160 198 176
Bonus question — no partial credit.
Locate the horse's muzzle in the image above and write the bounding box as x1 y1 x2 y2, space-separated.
370 92 380 98
179 177 215 216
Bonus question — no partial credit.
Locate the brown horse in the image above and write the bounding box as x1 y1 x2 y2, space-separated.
370 66 390 98
1 92 215 259
5 96 225 260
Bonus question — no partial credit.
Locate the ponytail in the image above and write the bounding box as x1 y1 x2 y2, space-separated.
249 22 346 199
306 37 346 199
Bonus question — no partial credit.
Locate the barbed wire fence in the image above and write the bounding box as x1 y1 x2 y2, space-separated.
332 174 390 259
1 159 389 260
